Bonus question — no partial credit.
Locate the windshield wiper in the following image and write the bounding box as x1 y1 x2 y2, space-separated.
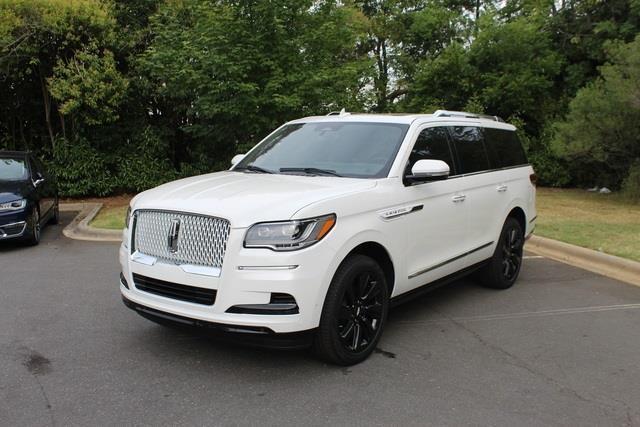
279 167 342 177
236 164 274 174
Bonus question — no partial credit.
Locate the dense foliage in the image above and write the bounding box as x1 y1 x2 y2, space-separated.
1 0 639 196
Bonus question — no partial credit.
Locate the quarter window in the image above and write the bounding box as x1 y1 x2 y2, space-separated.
484 128 528 168
449 126 490 174
406 127 455 175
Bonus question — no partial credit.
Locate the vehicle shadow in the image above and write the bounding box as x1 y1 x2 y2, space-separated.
122 279 479 372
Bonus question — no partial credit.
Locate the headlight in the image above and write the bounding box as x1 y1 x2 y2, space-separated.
0 199 27 212
244 214 336 251
125 206 132 229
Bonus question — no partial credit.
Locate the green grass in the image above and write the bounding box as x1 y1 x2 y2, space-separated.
90 205 128 230
536 188 640 262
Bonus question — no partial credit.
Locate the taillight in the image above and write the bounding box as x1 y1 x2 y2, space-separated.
530 173 538 186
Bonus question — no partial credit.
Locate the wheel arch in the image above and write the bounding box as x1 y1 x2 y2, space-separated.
506 206 526 233
344 241 396 297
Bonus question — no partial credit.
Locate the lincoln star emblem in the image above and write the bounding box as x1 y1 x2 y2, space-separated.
168 218 181 253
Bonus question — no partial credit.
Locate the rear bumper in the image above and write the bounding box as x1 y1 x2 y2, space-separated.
122 294 314 349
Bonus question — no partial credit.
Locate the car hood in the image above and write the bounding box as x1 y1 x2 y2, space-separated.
0 180 32 204
133 171 377 228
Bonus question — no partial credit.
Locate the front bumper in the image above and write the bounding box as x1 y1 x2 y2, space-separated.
122 294 314 349
119 226 337 335
0 208 28 239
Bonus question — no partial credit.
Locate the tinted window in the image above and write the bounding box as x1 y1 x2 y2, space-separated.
484 128 528 168
449 126 490 174
236 122 409 178
0 157 28 181
406 127 454 174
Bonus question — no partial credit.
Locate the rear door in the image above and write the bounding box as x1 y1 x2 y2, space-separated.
447 125 499 261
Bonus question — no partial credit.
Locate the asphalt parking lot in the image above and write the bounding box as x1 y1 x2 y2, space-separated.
1 212 640 426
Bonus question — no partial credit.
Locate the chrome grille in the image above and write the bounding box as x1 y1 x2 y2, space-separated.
132 210 231 268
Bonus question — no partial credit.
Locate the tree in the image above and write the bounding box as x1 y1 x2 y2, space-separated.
0 0 117 149
553 35 640 189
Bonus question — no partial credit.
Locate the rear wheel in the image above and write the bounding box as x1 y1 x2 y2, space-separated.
49 200 60 225
313 255 389 365
476 217 524 289
24 208 41 246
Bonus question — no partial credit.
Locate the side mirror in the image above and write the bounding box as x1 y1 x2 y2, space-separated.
406 159 450 183
34 172 45 187
230 154 246 167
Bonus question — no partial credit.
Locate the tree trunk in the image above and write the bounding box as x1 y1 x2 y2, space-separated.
39 71 55 149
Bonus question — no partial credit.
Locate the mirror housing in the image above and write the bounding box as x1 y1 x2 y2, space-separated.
33 172 45 187
405 159 450 184
230 154 246 167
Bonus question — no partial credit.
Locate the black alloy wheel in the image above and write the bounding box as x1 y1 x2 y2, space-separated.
501 225 523 282
314 254 389 365
25 208 41 246
477 217 524 289
337 270 385 352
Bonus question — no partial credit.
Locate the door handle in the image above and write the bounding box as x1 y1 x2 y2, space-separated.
497 185 508 192
452 194 466 203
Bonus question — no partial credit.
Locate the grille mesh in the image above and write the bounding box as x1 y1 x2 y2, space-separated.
133 210 230 268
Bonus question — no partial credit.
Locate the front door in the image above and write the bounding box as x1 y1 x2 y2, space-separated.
400 125 469 292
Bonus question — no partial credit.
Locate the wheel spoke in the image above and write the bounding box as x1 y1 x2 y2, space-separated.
339 320 355 339
502 259 510 277
360 316 376 340
351 323 362 350
361 280 380 302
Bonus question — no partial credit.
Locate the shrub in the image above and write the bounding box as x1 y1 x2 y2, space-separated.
622 161 640 202
51 137 115 197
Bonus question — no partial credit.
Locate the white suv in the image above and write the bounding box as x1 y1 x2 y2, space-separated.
120 110 537 365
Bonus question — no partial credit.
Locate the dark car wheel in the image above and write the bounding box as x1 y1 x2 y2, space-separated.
314 254 389 365
476 217 524 289
49 200 60 225
24 208 41 246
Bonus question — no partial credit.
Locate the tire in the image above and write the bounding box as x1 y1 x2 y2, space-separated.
49 200 60 225
24 208 41 246
476 217 524 289
313 254 389 365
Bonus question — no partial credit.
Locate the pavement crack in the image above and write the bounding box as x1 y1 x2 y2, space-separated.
434 307 630 418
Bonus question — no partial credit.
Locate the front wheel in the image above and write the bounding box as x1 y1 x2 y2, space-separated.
476 217 524 289
313 254 389 365
24 208 41 246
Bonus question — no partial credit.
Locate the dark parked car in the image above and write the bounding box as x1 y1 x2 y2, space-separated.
0 151 59 245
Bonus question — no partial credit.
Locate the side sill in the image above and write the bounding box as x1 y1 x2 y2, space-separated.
390 259 490 308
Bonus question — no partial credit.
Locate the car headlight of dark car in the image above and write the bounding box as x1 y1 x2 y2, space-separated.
0 199 27 212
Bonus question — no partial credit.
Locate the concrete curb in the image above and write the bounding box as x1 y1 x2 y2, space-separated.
60 203 122 242
526 235 640 287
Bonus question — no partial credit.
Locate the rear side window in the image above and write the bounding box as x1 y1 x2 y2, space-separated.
484 128 528 168
449 126 490 174
406 127 455 174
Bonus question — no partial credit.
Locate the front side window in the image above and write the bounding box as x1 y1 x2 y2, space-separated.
0 157 28 181
235 122 410 178
484 128 528 168
449 126 490 174
406 127 455 175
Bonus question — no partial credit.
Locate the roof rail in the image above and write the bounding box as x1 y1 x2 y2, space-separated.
433 109 504 122
326 108 350 117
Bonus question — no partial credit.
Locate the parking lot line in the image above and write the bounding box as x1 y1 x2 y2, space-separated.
397 303 640 324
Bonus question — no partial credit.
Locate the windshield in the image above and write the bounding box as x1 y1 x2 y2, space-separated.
235 122 410 178
0 157 28 181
